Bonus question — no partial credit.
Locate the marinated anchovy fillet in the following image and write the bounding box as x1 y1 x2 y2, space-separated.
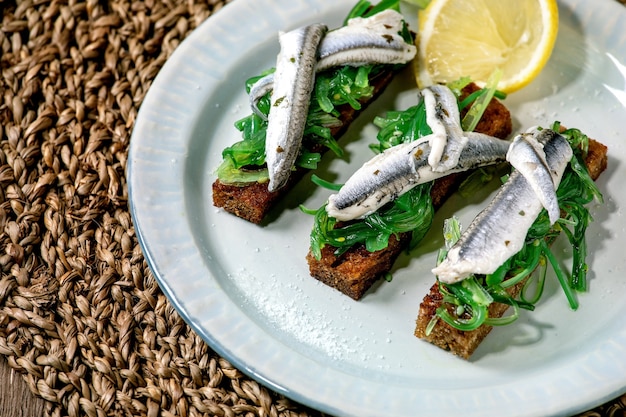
326 132 511 221
265 24 327 192
316 9 417 69
249 10 416 120
433 129 573 284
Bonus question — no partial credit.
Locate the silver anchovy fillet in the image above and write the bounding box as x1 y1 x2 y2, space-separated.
424 84 468 172
316 9 417 70
249 10 415 120
326 132 511 221
265 23 327 192
432 129 573 284
507 128 561 224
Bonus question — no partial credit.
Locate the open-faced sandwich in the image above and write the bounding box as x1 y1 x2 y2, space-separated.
415 124 607 359
305 79 513 300
212 0 418 224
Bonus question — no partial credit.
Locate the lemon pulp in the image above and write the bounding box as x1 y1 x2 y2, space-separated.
415 0 559 93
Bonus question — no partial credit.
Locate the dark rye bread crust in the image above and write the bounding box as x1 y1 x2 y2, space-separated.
306 84 513 300
212 68 399 224
414 137 608 359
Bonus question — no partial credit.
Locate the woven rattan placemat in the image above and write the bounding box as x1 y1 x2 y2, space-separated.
0 0 624 416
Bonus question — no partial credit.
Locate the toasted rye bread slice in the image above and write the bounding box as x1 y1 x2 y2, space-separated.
212 67 401 224
306 84 513 300
414 137 608 359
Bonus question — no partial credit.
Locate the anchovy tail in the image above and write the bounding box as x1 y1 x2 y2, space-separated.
249 73 275 120
423 84 468 172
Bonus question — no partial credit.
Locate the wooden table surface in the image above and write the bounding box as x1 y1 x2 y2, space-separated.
0 357 45 417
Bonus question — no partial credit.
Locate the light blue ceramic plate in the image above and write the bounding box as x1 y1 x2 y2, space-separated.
128 1 626 415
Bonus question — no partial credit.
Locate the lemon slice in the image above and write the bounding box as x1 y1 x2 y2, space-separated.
415 0 559 93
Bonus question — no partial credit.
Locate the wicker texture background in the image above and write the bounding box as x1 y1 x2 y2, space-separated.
0 0 624 416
